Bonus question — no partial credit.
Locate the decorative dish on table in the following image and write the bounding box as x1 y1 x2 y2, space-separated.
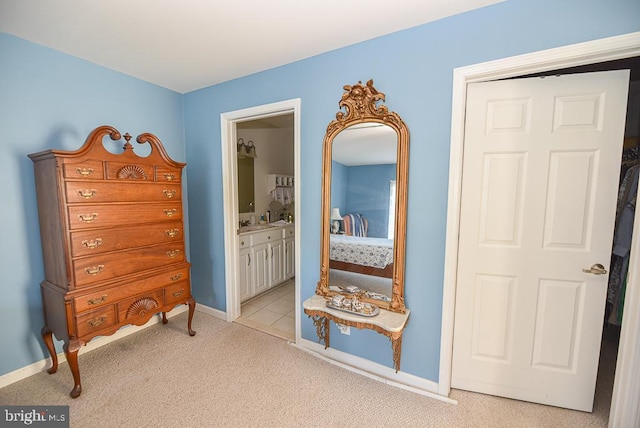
326 294 380 317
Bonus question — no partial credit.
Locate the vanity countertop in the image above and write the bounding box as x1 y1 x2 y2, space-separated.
237 221 293 235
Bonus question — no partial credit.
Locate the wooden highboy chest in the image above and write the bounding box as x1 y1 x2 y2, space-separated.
28 125 196 397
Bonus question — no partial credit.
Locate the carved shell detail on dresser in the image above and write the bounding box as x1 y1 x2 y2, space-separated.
126 297 159 318
117 164 148 180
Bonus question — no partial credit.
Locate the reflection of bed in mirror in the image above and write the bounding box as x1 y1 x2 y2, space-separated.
329 234 393 301
329 235 393 278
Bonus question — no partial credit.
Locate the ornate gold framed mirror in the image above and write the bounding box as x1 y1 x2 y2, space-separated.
316 80 409 313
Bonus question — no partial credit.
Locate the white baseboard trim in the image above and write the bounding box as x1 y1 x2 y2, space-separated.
294 338 457 405
0 305 188 389
194 303 226 320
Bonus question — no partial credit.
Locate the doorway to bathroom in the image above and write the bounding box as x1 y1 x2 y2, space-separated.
220 99 301 343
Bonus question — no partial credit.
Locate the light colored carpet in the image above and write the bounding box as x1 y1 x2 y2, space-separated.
0 311 615 427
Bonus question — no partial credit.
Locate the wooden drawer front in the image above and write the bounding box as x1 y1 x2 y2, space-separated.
73 266 190 312
62 159 104 180
68 202 182 230
156 166 182 183
74 291 110 313
70 221 183 257
105 162 155 181
73 243 186 287
75 305 116 337
165 281 191 305
65 182 182 204
117 289 164 323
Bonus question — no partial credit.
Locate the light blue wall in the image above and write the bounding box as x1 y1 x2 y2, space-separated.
330 162 396 237
0 33 185 376
184 0 640 382
1 0 639 384
345 164 396 238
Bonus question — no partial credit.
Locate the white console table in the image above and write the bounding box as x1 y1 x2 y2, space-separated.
303 294 410 372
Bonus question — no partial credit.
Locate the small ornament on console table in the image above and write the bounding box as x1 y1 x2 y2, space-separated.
326 295 380 317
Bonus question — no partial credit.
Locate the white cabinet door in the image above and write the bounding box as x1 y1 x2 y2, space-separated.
253 242 269 295
269 239 284 287
284 237 295 280
238 247 253 302
242 227 292 300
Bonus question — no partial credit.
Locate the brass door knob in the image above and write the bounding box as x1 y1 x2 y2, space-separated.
582 263 608 275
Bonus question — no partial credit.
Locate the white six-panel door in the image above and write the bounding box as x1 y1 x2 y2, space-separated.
452 70 630 411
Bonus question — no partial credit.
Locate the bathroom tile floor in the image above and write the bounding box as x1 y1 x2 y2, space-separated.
235 279 295 341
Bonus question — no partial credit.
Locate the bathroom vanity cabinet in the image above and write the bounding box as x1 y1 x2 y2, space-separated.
239 225 294 302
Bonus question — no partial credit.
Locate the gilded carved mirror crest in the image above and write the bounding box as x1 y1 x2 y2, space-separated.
317 80 409 313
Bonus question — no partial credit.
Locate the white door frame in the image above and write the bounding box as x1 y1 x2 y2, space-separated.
440 32 640 425
220 99 302 343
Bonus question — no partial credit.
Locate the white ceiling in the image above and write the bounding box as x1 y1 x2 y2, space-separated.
0 0 503 93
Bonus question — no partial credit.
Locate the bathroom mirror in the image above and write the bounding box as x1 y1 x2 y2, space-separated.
237 155 255 213
317 80 409 313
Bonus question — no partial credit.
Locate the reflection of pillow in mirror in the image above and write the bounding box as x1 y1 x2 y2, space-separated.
343 213 367 237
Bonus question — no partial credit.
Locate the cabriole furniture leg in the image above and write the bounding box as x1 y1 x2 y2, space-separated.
187 298 196 336
41 326 58 374
64 339 83 398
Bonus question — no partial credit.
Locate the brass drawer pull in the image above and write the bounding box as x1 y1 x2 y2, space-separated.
76 167 94 177
166 229 179 238
81 238 103 249
87 316 106 327
78 213 98 223
164 173 175 181
166 250 181 258
170 273 183 281
87 295 107 305
77 189 97 199
163 189 176 199
163 209 177 217
172 290 184 298
84 265 104 275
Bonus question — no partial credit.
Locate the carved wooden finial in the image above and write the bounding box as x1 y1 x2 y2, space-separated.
122 133 133 151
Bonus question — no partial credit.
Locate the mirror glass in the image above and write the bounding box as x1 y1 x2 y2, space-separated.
317 80 408 313
328 124 397 303
237 156 255 213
